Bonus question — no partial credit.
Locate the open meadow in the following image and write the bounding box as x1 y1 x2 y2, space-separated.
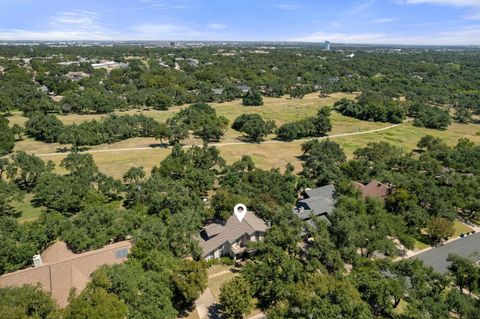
6 92 480 180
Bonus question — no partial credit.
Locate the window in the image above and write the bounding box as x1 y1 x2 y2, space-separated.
115 248 128 259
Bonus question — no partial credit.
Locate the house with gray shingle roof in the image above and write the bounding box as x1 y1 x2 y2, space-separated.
198 212 269 260
293 185 336 225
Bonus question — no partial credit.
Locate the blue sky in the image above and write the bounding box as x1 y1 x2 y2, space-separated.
0 0 480 44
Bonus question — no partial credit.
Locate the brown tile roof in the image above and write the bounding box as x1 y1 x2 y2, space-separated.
0 241 132 307
198 212 268 257
41 241 75 264
353 180 390 200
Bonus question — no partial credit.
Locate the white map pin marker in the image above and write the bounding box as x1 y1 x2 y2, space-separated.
234 203 247 223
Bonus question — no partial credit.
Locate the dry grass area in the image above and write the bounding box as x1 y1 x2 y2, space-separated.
5 93 480 179
333 121 480 157
207 265 238 300
45 92 358 126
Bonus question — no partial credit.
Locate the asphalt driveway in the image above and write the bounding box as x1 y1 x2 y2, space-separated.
413 232 480 273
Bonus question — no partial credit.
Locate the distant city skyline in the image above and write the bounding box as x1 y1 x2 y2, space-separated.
0 0 480 45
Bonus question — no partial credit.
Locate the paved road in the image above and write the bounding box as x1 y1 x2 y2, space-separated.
30 122 402 158
413 232 480 273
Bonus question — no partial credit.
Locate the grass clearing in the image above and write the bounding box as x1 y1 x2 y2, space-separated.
52 92 358 126
30 120 480 179
14 193 43 224
451 221 473 238
5 93 480 190
413 237 431 250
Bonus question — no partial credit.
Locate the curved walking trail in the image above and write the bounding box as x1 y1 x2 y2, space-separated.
32 122 402 158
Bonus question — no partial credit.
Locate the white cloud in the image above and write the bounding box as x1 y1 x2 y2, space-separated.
0 10 117 41
0 29 117 41
345 0 375 16
292 26 480 45
464 13 480 19
399 0 480 20
50 11 98 27
138 0 197 9
207 23 227 30
293 31 387 43
131 23 200 37
275 4 303 10
371 18 397 24
399 0 480 7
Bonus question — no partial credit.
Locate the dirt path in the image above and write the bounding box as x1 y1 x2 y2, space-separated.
32 122 402 158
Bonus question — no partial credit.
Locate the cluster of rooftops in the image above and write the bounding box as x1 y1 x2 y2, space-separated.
0 179 389 307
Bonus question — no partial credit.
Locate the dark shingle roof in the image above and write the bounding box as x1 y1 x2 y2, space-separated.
295 185 335 220
198 212 268 257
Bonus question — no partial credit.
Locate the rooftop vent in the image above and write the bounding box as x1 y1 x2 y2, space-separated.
33 255 43 267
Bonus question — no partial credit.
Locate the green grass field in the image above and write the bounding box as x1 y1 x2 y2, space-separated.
13 193 44 223
5 92 480 185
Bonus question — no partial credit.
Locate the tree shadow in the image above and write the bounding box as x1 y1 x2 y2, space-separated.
55 146 91 153
148 143 169 148
207 303 223 319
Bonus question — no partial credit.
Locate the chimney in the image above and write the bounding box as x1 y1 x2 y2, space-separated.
33 255 43 267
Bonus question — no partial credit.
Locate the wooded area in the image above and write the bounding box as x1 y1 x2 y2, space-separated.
1 45 480 318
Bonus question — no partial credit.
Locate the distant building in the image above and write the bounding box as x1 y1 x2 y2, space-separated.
324 41 331 51
212 88 224 95
58 61 81 66
237 85 251 93
293 185 336 225
198 212 269 260
65 71 90 81
0 241 132 307
353 180 390 201
91 61 129 70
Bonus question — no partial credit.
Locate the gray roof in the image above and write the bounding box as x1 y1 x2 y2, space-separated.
413 232 480 273
295 185 335 220
198 212 268 257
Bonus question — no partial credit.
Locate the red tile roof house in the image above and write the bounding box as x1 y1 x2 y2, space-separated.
0 240 132 307
198 212 269 260
353 180 390 200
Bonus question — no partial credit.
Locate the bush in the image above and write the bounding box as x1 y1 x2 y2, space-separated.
413 105 451 130
242 89 263 106
171 102 229 142
25 112 64 143
232 114 275 142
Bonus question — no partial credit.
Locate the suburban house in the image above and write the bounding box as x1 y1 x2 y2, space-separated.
65 71 90 81
198 212 269 260
353 180 390 201
0 240 132 307
293 184 336 225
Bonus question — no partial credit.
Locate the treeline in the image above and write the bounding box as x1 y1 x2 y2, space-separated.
24 104 335 147
334 92 406 124
2 46 480 121
276 106 332 141
24 102 230 146
25 112 160 146
334 92 453 129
